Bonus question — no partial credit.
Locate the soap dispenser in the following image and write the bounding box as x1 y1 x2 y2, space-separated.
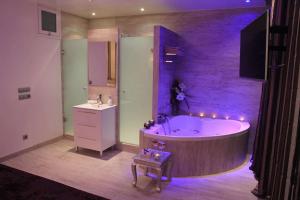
107 96 113 106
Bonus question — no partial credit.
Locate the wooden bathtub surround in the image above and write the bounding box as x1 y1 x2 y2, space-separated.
140 130 249 177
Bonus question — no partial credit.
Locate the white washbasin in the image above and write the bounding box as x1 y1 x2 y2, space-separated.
74 103 116 111
87 99 98 104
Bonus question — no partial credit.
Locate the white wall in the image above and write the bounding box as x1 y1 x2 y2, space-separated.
0 0 63 158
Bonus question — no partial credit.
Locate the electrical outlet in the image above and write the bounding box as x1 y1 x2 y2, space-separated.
22 134 28 140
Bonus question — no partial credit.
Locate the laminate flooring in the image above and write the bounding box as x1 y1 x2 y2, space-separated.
2 139 258 200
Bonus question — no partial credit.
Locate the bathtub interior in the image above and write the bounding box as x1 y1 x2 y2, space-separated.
151 115 249 137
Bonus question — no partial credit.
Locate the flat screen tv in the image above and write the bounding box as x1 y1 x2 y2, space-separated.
240 11 269 80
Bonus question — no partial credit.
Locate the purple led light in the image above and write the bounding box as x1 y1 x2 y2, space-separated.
199 112 205 117
245 0 251 3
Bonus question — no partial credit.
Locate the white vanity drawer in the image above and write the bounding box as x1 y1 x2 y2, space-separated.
74 124 98 140
75 137 100 151
73 108 98 126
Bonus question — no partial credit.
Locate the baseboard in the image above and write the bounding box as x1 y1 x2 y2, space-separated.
63 134 74 140
116 142 139 154
63 134 138 154
0 135 64 163
63 132 139 154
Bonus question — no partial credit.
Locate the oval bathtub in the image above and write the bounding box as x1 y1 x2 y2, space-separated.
140 115 250 177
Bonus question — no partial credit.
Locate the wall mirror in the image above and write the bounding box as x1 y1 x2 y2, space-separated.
88 41 116 87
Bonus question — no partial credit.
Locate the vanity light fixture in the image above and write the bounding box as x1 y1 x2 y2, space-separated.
92 12 96 16
140 8 145 12
212 114 217 119
199 112 205 117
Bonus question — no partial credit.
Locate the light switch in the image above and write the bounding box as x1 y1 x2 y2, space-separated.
18 87 30 93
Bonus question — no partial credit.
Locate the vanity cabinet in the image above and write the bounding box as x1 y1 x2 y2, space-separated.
73 104 116 156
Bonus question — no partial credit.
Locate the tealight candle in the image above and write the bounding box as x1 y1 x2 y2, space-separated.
154 153 161 160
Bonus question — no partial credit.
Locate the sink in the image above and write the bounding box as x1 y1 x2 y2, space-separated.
87 99 98 104
74 103 116 111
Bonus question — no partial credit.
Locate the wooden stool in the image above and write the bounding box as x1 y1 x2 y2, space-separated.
131 150 172 192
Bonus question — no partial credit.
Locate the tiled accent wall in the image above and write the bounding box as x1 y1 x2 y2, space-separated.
173 10 263 152
61 12 88 39
89 8 265 151
154 26 180 116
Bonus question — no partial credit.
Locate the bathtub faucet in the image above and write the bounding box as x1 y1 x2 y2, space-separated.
157 113 168 124
157 113 171 135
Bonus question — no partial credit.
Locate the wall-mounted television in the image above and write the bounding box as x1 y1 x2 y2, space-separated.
240 10 269 80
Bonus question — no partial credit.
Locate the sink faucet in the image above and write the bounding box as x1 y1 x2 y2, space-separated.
97 94 103 104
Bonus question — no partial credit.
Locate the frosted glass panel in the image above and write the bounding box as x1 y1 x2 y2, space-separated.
119 37 153 145
62 39 88 135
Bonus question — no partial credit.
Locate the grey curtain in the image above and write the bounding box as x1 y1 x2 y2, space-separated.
250 0 300 199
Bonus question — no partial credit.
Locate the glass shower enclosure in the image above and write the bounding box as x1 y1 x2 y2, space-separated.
62 39 88 135
119 36 153 145
62 36 153 144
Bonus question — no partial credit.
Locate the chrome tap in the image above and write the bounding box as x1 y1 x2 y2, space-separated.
157 113 168 124
97 94 103 104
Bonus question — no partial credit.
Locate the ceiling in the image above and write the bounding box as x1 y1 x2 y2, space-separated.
38 0 266 19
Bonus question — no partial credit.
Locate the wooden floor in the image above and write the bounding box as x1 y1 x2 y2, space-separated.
2 139 258 200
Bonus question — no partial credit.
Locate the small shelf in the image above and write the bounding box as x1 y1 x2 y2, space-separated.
164 46 183 56
164 46 183 63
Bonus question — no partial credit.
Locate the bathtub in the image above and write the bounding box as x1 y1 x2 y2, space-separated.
140 115 250 177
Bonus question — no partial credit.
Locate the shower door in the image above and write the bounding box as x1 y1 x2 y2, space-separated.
119 36 153 145
62 39 88 135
